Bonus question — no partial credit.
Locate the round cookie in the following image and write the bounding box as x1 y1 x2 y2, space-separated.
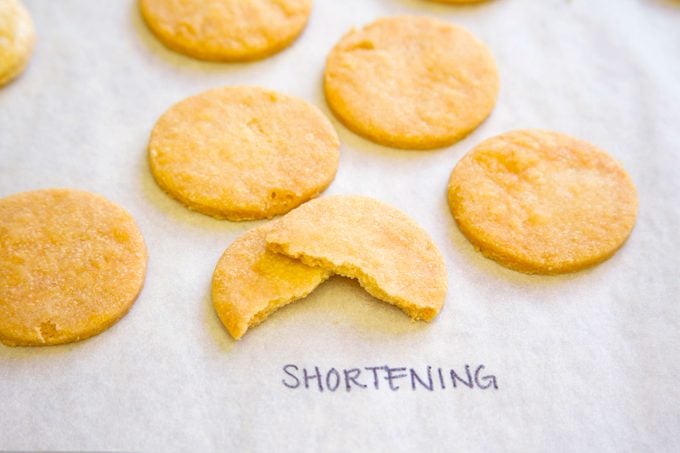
0 0 35 87
212 221 330 340
266 195 448 320
139 0 313 62
323 16 498 150
448 130 638 274
148 86 340 221
0 189 147 346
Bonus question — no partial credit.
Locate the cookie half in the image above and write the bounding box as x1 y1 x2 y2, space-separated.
211 221 330 340
266 195 448 321
139 0 313 61
448 130 638 274
148 86 340 221
324 16 498 149
0 0 35 87
0 189 147 346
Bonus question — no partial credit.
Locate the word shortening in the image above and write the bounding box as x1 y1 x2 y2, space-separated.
282 364 498 393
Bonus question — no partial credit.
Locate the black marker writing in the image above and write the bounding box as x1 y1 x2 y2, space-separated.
281 364 499 393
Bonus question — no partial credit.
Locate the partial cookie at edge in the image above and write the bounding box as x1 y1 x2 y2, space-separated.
0 0 35 87
139 0 313 61
0 189 147 346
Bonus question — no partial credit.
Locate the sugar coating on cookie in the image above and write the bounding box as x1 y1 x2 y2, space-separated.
212 221 330 340
0 0 35 87
0 189 147 346
139 0 313 61
324 16 498 150
148 86 340 221
266 195 448 320
448 130 638 274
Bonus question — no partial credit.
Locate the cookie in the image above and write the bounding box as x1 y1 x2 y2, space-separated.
448 130 638 274
429 0 489 4
148 86 340 221
0 0 35 87
212 221 330 340
323 16 498 150
0 189 147 346
266 195 448 321
139 0 313 62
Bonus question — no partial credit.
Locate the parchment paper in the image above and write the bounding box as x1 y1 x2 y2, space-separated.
1 0 679 451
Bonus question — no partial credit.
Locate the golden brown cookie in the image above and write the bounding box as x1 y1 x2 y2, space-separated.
266 195 448 320
448 130 638 274
139 0 313 61
0 0 35 87
148 86 340 221
323 16 499 150
0 189 147 346
211 221 330 340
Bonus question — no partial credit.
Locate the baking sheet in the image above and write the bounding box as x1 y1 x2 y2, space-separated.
1 0 679 451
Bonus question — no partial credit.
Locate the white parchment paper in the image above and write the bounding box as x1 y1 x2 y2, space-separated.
1 0 679 451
